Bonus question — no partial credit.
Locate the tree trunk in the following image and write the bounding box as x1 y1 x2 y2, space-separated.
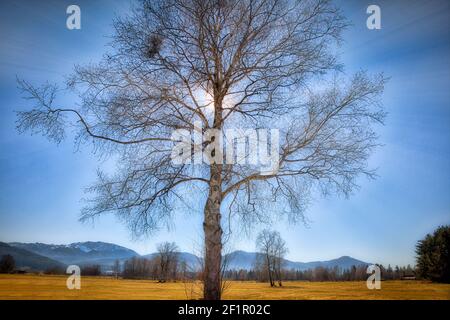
203 163 223 300
266 254 274 287
276 260 282 286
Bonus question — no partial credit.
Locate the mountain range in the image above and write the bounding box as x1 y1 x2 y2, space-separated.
225 250 369 271
9 241 138 266
0 242 66 271
1 241 369 272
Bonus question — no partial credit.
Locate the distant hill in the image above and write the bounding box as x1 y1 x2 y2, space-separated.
225 250 369 271
225 250 257 270
0 242 66 271
285 255 371 271
142 250 368 271
9 241 139 266
6 241 369 272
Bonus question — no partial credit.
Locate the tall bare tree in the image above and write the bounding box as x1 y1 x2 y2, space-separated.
16 0 386 299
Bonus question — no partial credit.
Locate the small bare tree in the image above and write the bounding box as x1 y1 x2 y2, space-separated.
113 259 121 279
156 242 179 282
16 0 386 299
256 230 287 287
0 255 15 274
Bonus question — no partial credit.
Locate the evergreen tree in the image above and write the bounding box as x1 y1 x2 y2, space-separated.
416 225 450 283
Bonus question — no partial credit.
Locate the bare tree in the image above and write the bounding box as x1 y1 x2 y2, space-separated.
113 259 121 279
254 253 270 282
256 229 287 287
0 255 15 274
16 0 386 299
156 242 179 282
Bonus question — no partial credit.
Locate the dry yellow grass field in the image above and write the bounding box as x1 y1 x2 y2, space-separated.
0 274 449 300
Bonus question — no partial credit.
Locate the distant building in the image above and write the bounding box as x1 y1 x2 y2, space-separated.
14 267 31 274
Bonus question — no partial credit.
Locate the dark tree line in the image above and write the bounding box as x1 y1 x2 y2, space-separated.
223 264 415 282
81 265 102 276
1 251 418 282
119 258 417 283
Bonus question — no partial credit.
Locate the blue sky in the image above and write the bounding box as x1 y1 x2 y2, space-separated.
0 0 449 266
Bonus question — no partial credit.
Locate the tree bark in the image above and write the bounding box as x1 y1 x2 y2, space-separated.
266 254 274 287
203 163 223 300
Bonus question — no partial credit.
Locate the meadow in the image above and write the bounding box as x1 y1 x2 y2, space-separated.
0 274 449 300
